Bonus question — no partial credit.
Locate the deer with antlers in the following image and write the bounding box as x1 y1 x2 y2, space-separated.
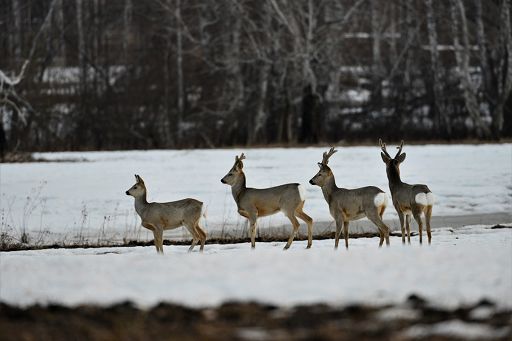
125 175 207 253
379 140 434 244
221 153 313 250
309 147 391 249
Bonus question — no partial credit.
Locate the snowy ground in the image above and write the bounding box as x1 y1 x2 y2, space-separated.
0 144 511 245
1 225 511 309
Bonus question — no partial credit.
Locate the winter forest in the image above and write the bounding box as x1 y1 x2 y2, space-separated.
0 0 511 152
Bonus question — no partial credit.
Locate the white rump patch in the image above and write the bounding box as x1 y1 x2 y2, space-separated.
298 185 306 202
426 192 435 206
415 193 428 206
373 193 388 207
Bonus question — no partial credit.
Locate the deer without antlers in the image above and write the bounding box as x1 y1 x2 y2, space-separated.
379 140 434 244
221 153 314 250
125 175 207 253
309 147 391 249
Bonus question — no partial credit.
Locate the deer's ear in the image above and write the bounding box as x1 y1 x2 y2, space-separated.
236 161 243 171
317 162 323 169
396 153 406 163
381 152 391 163
134 174 138 181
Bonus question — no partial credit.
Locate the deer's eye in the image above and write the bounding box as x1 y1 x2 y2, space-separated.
133 186 137 189
228 173 233 176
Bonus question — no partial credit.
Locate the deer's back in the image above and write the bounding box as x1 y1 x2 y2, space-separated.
241 183 303 215
146 198 203 226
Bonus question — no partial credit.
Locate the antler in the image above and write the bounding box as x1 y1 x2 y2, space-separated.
234 153 246 169
379 139 391 158
395 140 404 158
321 147 337 165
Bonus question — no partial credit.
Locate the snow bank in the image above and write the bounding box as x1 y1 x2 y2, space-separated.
1 225 510 309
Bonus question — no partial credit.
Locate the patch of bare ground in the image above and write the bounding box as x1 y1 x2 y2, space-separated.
0 152 87 163
0 230 412 252
0 297 510 341
2 223 511 252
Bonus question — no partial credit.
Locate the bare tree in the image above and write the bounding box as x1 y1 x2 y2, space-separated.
425 0 449 136
450 0 491 137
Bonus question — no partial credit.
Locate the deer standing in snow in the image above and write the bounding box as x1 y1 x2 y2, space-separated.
125 175 207 253
221 153 313 250
309 147 390 249
379 140 434 244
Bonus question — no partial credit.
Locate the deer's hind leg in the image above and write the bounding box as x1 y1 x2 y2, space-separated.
194 223 207 251
284 213 300 250
295 204 313 249
425 205 433 244
366 209 390 247
412 209 424 245
183 223 200 252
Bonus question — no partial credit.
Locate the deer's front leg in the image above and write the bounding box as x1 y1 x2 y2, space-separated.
243 210 258 249
405 214 412 244
343 220 350 249
334 218 343 249
153 227 164 254
397 211 406 244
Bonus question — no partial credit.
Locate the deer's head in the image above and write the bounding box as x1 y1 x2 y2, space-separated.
379 139 406 176
221 153 246 186
309 147 337 187
126 174 146 197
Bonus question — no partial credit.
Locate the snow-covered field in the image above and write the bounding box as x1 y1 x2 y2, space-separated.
0 144 511 244
1 225 511 309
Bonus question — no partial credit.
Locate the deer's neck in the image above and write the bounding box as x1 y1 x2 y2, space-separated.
231 173 247 204
321 175 338 203
134 193 149 217
386 166 403 190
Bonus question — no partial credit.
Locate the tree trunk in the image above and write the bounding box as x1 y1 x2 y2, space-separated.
55 0 66 64
11 0 22 61
248 63 270 144
76 0 86 94
450 0 491 137
425 0 449 136
176 0 184 141
371 0 382 105
492 0 512 138
123 0 132 65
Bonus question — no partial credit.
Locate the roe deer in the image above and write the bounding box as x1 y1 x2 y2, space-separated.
221 153 313 250
125 174 207 253
379 140 434 244
309 147 391 249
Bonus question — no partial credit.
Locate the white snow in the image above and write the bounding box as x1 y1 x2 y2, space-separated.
402 320 510 340
0 144 510 244
0 225 510 309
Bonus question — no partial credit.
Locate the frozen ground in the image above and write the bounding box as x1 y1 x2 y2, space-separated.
0 144 511 245
1 225 511 309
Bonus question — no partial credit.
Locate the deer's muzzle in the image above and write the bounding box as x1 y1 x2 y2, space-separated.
125 191 130 195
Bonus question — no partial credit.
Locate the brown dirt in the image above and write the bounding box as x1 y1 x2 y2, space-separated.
0 297 510 341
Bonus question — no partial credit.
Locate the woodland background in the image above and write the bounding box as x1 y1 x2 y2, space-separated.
0 0 511 153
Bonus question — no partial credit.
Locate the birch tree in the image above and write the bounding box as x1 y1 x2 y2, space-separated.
450 0 490 137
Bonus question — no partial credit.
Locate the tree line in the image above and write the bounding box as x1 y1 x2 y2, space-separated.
0 0 511 153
